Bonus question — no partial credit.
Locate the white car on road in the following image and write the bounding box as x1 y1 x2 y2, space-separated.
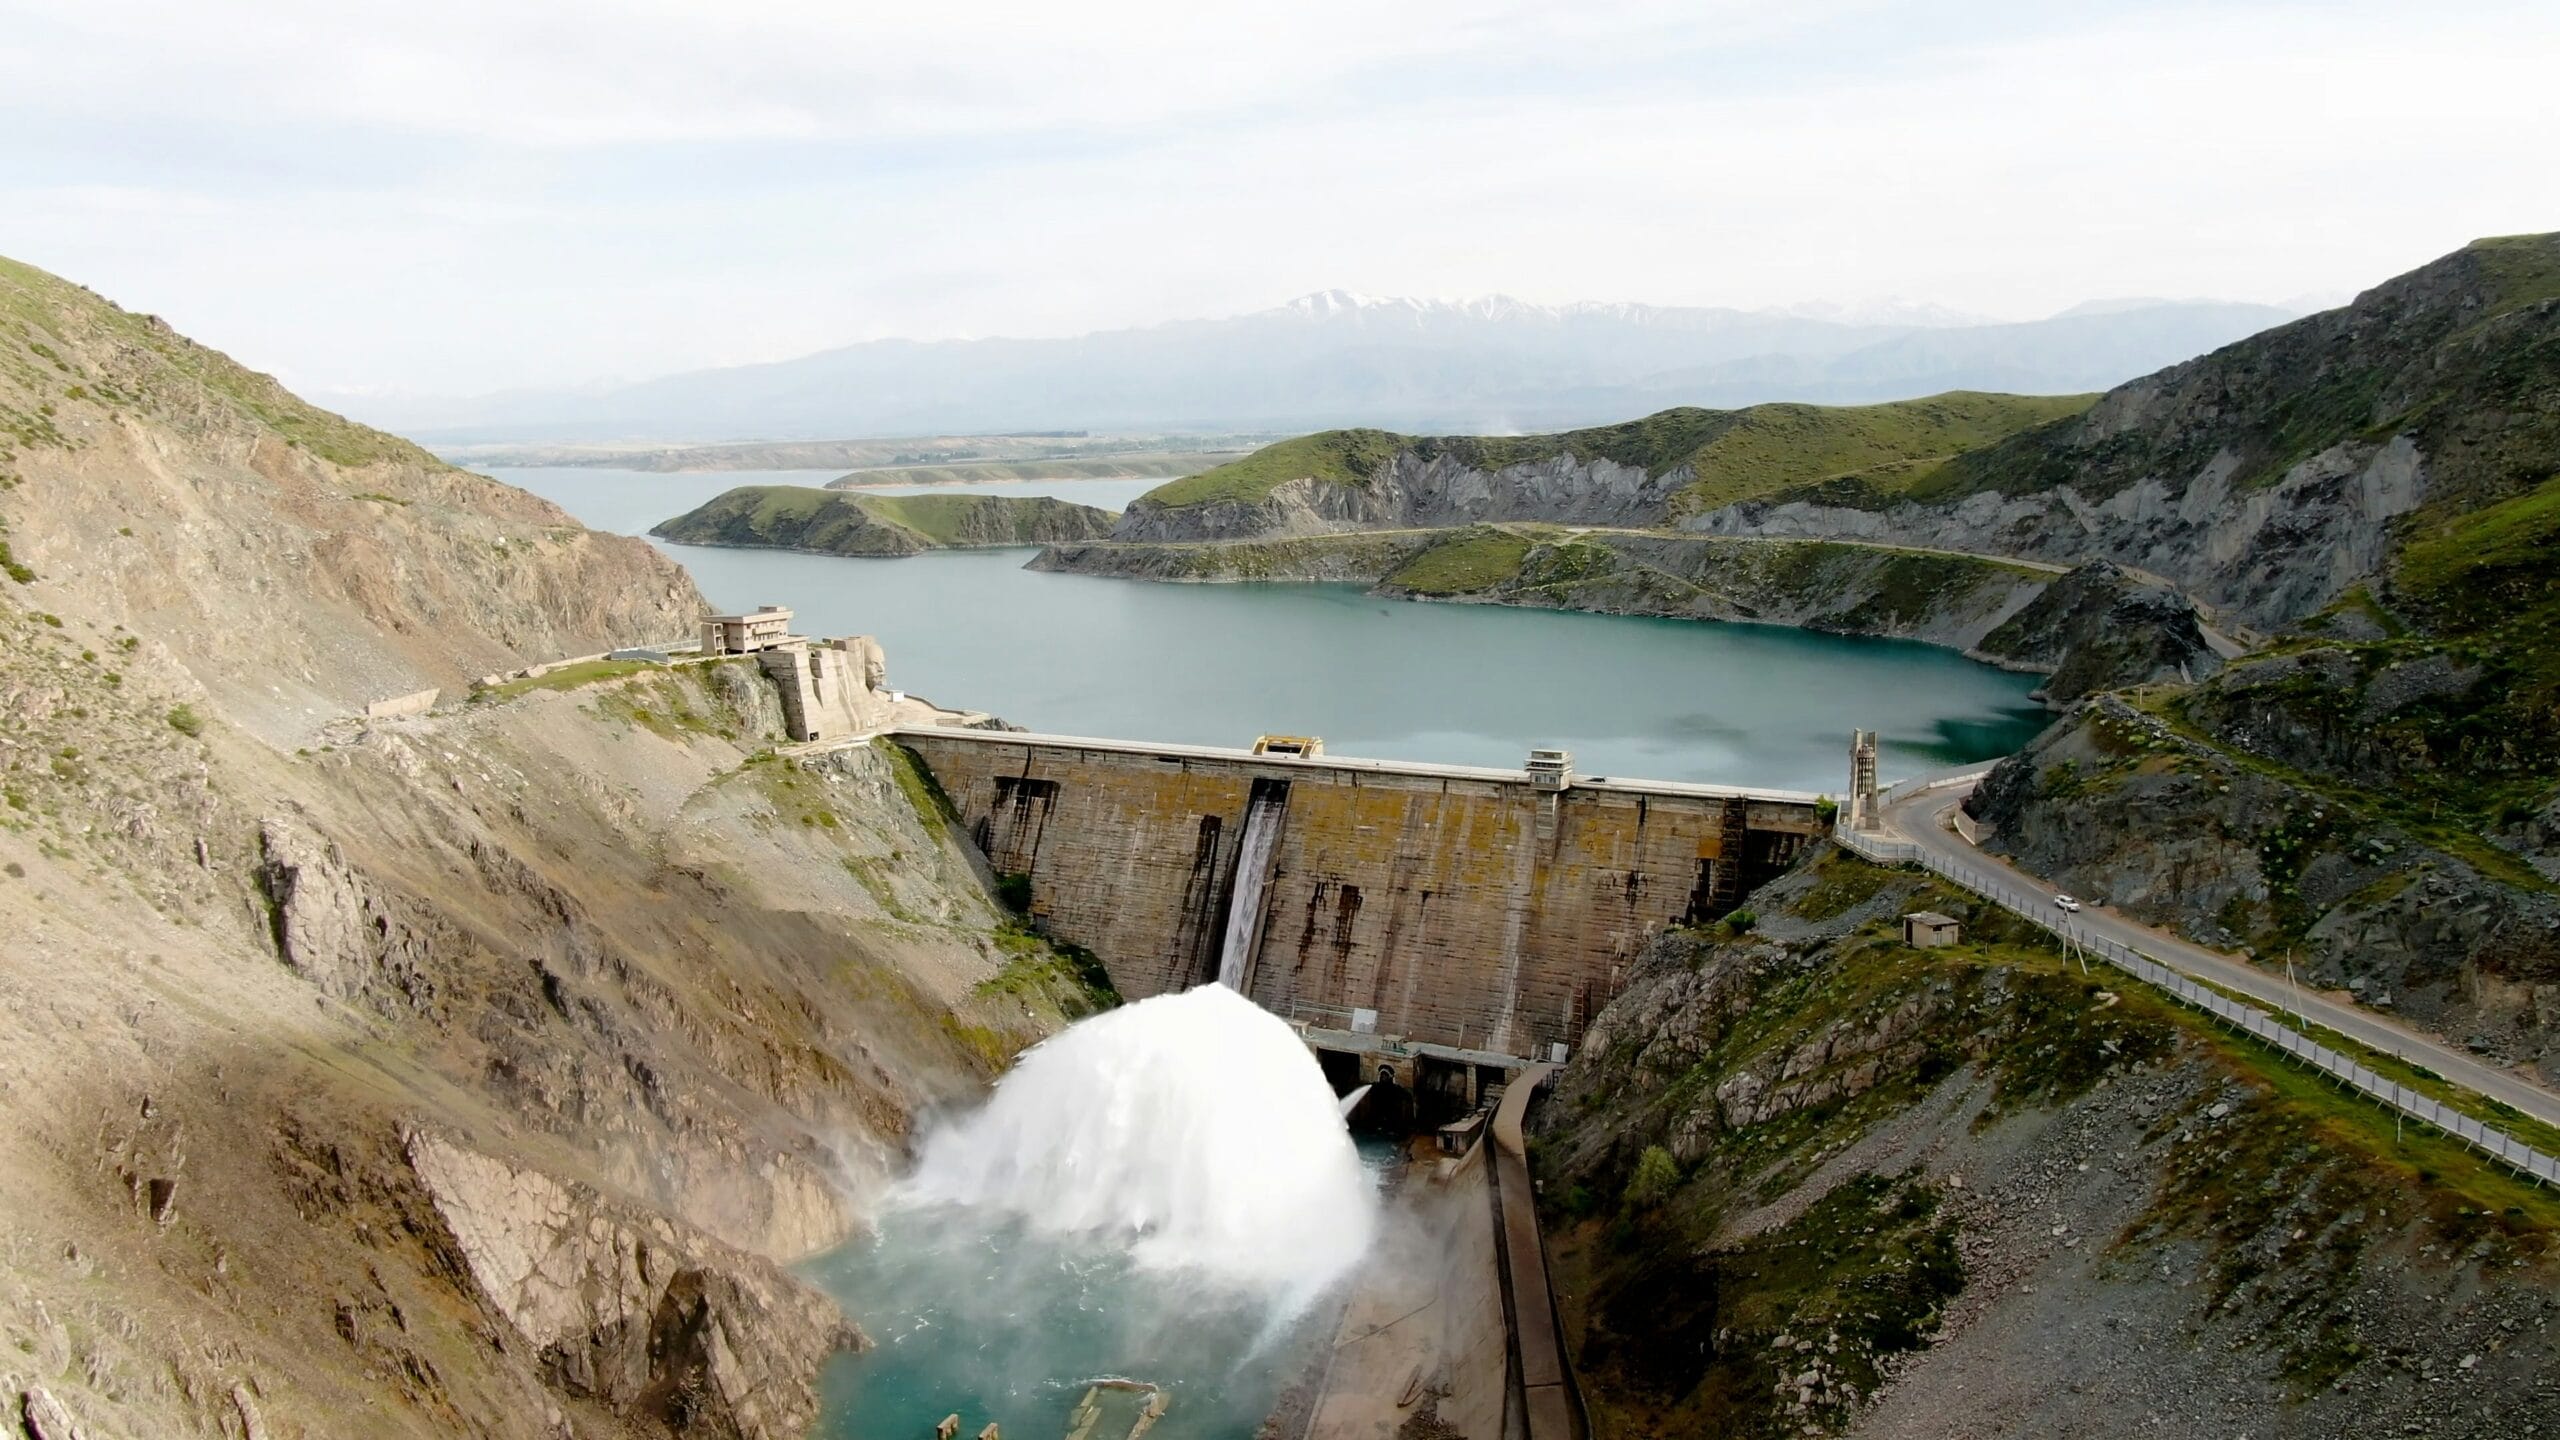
2053 894 2084 913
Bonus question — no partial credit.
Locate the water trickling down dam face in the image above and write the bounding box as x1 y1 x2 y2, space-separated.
898 728 1824 1059
1216 779 1290 990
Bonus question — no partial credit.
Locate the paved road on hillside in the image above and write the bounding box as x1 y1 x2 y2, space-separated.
1881 779 2560 1131
1078 524 2076 576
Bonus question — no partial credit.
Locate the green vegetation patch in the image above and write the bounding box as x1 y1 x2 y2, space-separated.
590 663 761 742
1789 850 1892 921
978 919 1120 1019
1382 526 1534 594
1138 429 1409 507
653 484 1115 553
1578 1173 1961 1439
1143 531 1428 581
2395 470 2560 622
2465 232 2560 314
879 739 958 845
1668 393 2094 514
1136 394 2090 518
476 658 657 703
0 255 434 469
850 490 1116 545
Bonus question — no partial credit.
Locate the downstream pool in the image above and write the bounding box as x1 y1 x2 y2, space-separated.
488 467 2046 793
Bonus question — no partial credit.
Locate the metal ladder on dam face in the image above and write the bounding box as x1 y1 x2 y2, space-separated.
1707 797 1749 914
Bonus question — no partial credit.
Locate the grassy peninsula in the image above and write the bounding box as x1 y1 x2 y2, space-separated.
652 483 1119 557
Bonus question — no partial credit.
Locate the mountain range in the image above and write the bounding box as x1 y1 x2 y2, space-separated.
328 290 2299 445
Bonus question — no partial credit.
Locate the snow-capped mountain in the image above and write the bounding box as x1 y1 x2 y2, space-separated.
337 290 2304 444
1260 290 1996 331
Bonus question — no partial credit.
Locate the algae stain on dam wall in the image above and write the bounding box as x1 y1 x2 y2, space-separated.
898 730 1822 1057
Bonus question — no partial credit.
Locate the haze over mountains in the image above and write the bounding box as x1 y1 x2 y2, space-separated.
335 290 2300 446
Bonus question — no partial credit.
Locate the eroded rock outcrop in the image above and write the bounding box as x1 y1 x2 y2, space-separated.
1972 560 2229 703
1112 452 1685 542
1688 435 2425 632
257 813 445 1014
407 1131 861 1440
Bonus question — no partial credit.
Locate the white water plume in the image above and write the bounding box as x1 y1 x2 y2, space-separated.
901 984 1377 1294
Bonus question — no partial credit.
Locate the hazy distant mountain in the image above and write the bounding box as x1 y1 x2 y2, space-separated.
336 292 2301 445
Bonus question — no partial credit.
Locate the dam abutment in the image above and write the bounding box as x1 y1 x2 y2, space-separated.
894 728 1823 1059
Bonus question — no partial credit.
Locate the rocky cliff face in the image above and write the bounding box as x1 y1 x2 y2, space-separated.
1690 234 2560 631
1686 435 2426 633
1972 560 2230 704
1536 850 2560 1439
1108 393 2086 544
1042 528 2213 692
0 257 1084 1440
1959 446 2560 1078
1031 531 1438 583
1112 452 1685 541
1385 530 2057 656
1968 689 2560 1079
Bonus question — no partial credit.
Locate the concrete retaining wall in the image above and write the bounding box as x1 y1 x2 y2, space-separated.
895 729 1822 1057
362 688 440 720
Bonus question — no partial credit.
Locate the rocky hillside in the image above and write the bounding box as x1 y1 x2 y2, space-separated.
0 257 698 745
1692 233 2560 631
1536 849 2559 1439
1951 243 2560 1078
1966 460 2560 1077
0 258 1099 1440
652 483 1118 556
1109 393 2089 543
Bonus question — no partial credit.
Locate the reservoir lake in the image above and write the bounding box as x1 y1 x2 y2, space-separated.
490 467 2046 794
489 464 2048 1437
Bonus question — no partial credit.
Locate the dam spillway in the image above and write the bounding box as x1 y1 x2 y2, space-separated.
1216 778 1291 990
894 727 1824 1059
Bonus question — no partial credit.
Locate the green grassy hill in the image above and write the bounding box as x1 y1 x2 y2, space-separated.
1 256 433 469
1134 392 2091 514
1903 233 2560 510
651 484 1119 556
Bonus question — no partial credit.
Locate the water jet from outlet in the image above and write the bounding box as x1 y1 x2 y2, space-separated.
901 983 1376 1295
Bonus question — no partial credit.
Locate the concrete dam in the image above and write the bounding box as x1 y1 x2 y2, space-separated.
894 728 1824 1064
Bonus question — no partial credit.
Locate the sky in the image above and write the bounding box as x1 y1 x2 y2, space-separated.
2 0 2555 398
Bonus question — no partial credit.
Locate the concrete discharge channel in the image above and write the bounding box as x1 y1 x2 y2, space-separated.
1292 1066 1586 1440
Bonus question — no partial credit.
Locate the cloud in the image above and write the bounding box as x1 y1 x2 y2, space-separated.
1 0 2552 396
1 1 1818 147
